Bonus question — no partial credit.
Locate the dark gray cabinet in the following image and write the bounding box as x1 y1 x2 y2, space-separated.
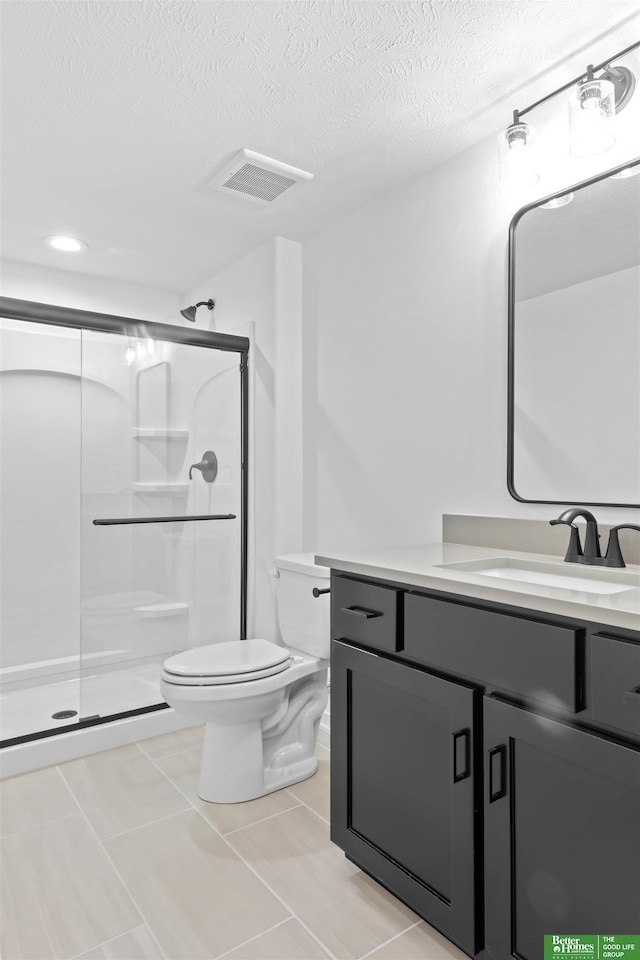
331 639 479 956
330 571 640 960
484 697 640 960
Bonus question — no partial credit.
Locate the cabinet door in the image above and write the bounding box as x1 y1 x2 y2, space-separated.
331 640 479 956
484 697 640 960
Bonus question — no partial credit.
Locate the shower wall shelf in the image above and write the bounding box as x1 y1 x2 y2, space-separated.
135 601 189 618
133 429 189 439
132 482 189 494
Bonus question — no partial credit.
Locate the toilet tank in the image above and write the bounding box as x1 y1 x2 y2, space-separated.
274 554 330 659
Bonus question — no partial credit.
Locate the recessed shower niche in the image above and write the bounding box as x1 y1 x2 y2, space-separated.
0 303 248 747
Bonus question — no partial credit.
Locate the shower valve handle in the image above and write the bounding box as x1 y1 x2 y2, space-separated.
189 450 218 483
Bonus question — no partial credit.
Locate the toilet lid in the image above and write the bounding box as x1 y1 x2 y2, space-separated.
163 638 290 680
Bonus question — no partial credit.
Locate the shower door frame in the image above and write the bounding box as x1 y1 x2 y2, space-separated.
0 296 250 745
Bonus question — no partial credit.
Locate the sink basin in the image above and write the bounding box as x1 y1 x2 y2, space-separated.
436 558 639 596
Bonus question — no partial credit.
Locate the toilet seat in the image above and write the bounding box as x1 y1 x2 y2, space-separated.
162 638 291 686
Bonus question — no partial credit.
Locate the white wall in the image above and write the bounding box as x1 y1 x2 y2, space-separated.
183 236 303 642
301 133 640 555
0 258 181 325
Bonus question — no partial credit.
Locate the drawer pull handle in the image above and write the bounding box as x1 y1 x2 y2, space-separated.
624 686 640 699
340 606 382 620
452 728 471 782
488 745 507 802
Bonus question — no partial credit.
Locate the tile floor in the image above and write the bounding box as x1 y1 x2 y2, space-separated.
0 726 467 960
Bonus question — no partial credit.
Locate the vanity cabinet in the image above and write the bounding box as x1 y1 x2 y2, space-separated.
330 571 640 960
331 640 479 956
483 697 640 960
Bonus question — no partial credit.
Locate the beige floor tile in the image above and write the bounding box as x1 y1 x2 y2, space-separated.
226 805 418 960
221 918 330 959
1 814 140 960
58 744 189 839
137 725 204 759
104 810 289 960
317 727 330 750
286 744 330 822
155 747 300 834
365 921 469 960
0 765 76 837
74 925 164 960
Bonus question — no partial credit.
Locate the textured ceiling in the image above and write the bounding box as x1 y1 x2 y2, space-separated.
1 0 638 292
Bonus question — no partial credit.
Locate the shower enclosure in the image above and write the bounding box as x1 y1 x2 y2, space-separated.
0 297 248 749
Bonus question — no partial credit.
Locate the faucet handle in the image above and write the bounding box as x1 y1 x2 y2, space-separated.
188 450 218 483
603 524 640 568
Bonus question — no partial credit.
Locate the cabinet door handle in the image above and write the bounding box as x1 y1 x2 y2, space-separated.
340 606 382 619
452 728 471 782
488 745 507 802
624 686 640 699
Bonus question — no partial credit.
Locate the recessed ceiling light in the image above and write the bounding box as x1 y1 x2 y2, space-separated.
44 235 88 252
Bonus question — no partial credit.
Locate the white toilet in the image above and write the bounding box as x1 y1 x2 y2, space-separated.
160 554 330 803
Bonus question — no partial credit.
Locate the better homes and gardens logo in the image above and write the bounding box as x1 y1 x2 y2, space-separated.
544 937 640 959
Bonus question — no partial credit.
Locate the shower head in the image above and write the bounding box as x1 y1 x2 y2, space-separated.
180 299 215 323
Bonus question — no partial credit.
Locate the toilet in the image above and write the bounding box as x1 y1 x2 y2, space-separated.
160 554 330 803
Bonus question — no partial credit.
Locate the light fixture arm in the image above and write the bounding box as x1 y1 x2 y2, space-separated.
513 39 639 121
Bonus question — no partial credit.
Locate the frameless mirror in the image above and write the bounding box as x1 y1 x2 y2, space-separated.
508 159 640 507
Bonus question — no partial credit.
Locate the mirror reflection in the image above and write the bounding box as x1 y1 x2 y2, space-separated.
509 161 640 506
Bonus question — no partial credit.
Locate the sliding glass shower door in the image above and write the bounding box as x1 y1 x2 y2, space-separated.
0 305 247 745
78 329 242 723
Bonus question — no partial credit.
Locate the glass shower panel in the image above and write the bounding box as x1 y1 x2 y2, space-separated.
0 318 82 742
79 329 242 721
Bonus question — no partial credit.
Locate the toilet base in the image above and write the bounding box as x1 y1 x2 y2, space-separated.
197 719 320 803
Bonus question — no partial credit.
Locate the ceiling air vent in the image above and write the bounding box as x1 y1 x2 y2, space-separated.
208 149 313 205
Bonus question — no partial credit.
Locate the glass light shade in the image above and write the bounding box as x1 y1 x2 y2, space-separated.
540 193 573 209
569 77 616 157
499 122 539 187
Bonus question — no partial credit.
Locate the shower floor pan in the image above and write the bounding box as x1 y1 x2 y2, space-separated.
0 662 164 743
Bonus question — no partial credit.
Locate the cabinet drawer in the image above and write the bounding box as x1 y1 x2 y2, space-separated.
332 575 401 653
591 634 640 739
404 593 581 711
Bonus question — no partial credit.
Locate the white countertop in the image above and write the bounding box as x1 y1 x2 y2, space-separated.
315 542 640 631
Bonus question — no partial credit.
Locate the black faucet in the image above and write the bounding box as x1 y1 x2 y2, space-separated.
550 508 602 564
602 524 640 568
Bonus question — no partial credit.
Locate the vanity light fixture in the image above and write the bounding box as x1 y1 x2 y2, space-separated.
540 192 573 209
44 235 88 252
502 40 639 182
180 299 215 323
